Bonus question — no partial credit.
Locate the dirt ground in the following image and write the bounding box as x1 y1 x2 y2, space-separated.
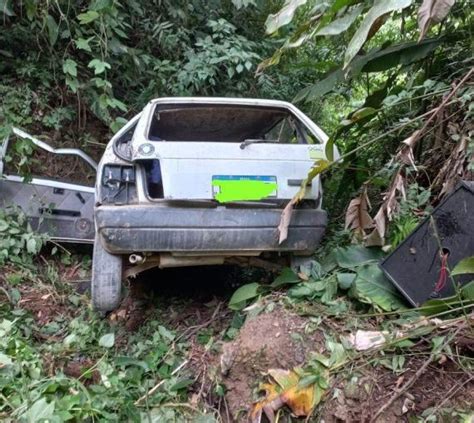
2 265 472 423
220 306 325 420
319 359 474 422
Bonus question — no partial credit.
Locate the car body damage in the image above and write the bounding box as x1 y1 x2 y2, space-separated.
91 97 336 312
0 128 96 243
1 98 336 313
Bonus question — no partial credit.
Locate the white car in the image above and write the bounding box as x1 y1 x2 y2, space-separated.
92 97 334 312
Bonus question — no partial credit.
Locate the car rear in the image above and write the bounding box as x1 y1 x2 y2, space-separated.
95 98 330 257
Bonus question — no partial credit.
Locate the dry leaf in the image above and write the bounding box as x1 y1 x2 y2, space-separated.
395 376 405 389
278 159 330 244
433 134 468 198
366 170 406 246
418 0 456 41
278 198 297 244
345 185 374 239
397 130 420 170
250 368 322 422
386 171 406 219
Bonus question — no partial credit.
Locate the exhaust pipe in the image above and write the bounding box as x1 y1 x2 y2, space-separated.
129 254 144 264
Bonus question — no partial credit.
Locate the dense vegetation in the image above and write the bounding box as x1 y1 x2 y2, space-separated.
1 0 473 421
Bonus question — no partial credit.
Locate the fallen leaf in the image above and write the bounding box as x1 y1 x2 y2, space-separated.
395 376 405 389
250 368 324 422
397 130 420 170
278 159 331 244
402 397 415 414
345 185 374 239
418 0 456 41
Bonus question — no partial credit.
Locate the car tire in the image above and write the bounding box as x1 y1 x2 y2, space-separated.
91 235 122 313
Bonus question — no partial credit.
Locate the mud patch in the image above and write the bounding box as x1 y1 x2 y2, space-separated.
17 284 74 326
221 306 324 420
319 358 474 422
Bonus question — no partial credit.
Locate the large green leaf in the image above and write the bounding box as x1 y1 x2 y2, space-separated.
295 38 441 104
316 5 363 36
337 272 356 290
99 333 115 348
229 283 261 310
344 0 413 68
451 256 474 276
334 245 384 269
359 38 442 73
421 281 474 316
24 398 55 422
352 264 405 311
0 0 15 16
271 268 300 287
295 68 344 103
265 0 307 34
45 14 58 46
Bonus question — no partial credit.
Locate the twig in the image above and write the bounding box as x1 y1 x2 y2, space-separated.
411 67 474 144
134 359 189 405
175 302 224 343
370 326 464 422
370 355 435 422
426 375 474 418
0 286 12 304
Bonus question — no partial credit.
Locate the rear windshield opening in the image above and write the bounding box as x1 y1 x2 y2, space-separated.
148 104 297 143
142 160 163 199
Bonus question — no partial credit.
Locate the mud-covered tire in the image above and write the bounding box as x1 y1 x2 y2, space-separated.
91 235 122 313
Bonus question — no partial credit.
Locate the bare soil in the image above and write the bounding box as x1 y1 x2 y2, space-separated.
319 358 474 422
220 306 325 420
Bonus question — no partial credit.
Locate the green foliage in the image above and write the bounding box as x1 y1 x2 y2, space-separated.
0 296 205 421
0 1 285 134
389 183 431 248
287 246 405 311
228 245 405 311
451 256 474 277
350 264 406 311
228 282 261 310
0 207 47 267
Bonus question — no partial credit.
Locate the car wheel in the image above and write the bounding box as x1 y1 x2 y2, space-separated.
91 235 122 313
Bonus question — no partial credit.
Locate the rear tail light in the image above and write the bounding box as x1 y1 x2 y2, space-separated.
100 165 137 204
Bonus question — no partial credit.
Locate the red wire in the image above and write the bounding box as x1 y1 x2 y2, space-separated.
434 252 449 293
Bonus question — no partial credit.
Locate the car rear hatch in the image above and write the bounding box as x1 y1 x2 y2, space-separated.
131 102 327 204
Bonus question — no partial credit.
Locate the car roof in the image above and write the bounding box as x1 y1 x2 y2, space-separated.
148 97 295 109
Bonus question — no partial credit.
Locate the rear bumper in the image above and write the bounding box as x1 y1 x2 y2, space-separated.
95 205 327 254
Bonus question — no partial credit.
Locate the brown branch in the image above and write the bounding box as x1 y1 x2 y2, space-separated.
411 67 474 144
370 325 465 422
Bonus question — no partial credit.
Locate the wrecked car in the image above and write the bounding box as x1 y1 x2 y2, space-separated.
93 97 334 312
0 98 335 313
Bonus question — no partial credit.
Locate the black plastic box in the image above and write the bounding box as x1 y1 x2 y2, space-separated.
380 181 473 307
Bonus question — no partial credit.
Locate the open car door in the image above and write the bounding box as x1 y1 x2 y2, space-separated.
0 128 96 243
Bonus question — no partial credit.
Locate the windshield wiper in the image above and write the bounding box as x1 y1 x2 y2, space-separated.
240 139 278 149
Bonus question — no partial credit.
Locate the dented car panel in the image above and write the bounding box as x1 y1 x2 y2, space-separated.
0 129 96 243
96 204 327 254
95 97 333 256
